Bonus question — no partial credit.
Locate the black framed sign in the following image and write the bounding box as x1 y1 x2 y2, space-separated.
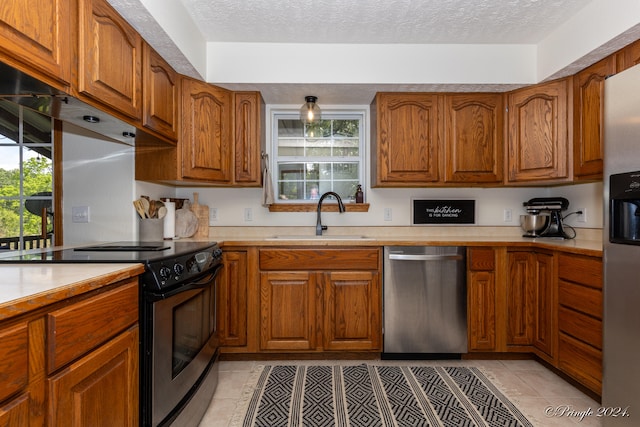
412 199 475 225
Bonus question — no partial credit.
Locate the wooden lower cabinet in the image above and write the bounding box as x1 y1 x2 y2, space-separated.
0 276 140 427
467 247 498 351
506 250 554 359
48 326 138 427
323 271 380 351
557 253 603 394
219 250 248 347
258 248 381 352
260 271 316 350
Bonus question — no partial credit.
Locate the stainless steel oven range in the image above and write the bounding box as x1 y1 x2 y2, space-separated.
0 240 223 427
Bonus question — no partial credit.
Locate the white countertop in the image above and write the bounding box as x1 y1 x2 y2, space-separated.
0 263 144 321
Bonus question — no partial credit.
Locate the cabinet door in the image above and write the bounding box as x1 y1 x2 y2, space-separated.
573 57 615 180
142 43 179 142
181 77 232 182
506 79 569 183
234 92 264 186
467 248 497 351
323 271 381 351
372 93 442 185
259 271 316 350
506 252 534 346
48 326 139 427
0 0 72 87
444 94 504 183
219 251 248 347
77 0 142 120
532 252 555 358
468 270 496 351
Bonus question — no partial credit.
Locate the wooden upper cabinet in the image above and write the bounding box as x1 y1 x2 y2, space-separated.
142 43 179 142
0 0 72 88
77 0 142 120
371 93 442 186
573 56 614 180
506 79 570 183
233 92 264 186
181 76 232 182
444 93 504 183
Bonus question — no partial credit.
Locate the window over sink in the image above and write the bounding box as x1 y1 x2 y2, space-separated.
271 109 365 203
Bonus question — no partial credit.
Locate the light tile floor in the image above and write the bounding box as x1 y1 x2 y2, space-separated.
199 359 602 427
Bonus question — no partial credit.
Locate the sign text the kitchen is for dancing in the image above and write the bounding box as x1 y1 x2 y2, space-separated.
412 199 475 225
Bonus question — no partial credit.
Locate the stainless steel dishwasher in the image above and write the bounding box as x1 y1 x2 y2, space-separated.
383 246 467 357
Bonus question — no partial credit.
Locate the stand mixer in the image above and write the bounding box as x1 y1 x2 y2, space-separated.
521 197 570 238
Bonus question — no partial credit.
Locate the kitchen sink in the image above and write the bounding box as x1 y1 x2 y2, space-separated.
265 235 374 240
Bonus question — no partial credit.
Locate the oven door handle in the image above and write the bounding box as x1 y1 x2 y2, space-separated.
147 264 222 301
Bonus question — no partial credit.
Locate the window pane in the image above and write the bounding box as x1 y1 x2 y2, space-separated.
333 120 359 137
23 149 52 194
0 199 20 238
0 147 20 192
304 163 320 180
305 140 331 157
278 120 303 137
305 120 331 138
333 163 359 179
278 138 305 157
23 108 52 144
334 139 359 157
333 181 360 200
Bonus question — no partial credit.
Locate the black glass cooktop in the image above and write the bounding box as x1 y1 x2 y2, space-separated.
0 241 217 263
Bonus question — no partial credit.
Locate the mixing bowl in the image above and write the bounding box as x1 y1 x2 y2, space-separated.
520 214 549 236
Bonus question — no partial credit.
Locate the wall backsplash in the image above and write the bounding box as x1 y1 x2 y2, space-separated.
174 182 603 230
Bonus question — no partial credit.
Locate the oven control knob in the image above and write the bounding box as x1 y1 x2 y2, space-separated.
159 266 172 279
173 263 184 275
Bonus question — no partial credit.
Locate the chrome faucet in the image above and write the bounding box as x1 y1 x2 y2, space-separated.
316 191 346 235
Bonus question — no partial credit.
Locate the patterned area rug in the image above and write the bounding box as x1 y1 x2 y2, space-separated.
235 364 533 427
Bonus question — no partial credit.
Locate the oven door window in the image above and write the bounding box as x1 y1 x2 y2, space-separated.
171 286 214 377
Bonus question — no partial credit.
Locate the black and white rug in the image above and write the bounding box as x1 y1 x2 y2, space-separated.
234 364 533 427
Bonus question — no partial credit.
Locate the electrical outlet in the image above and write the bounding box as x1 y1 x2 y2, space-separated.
244 207 253 222
384 207 392 221
209 208 218 225
577 208 587 223
71 206 90 223
503 208 513 222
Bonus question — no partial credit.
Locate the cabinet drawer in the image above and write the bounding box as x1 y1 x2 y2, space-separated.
0 323 28 402
259 248 380 271
558 254 602 289
468 247 495 271
558 280 602 319
47 280 138 373
558 306 602 349
558 332 602 393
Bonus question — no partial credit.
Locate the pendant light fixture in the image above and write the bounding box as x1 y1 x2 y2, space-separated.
300 95 321 124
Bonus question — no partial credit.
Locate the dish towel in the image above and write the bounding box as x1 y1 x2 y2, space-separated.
262 164 275 206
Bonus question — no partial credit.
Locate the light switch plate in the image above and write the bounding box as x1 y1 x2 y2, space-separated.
72 206 90 223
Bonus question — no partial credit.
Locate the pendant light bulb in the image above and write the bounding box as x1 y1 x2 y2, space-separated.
300 96 321 124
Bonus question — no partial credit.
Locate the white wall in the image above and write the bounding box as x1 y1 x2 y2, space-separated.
62 123 138 244
175 182 603 231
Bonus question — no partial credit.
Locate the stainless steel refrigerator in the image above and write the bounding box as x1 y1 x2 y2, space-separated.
603 63 640 426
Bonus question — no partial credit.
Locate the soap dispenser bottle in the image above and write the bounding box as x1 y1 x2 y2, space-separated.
355 184 364 203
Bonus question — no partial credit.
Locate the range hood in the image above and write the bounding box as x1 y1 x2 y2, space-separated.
0 62 138 145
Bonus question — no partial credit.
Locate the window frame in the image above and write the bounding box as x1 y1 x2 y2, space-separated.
269 106 368 204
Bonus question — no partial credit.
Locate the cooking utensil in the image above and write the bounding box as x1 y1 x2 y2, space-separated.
139 198 150 218
133 200 147 218
157 206 167 219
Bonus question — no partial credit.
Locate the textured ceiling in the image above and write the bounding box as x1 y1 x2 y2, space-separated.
108 0 640 103
180 0 589 44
